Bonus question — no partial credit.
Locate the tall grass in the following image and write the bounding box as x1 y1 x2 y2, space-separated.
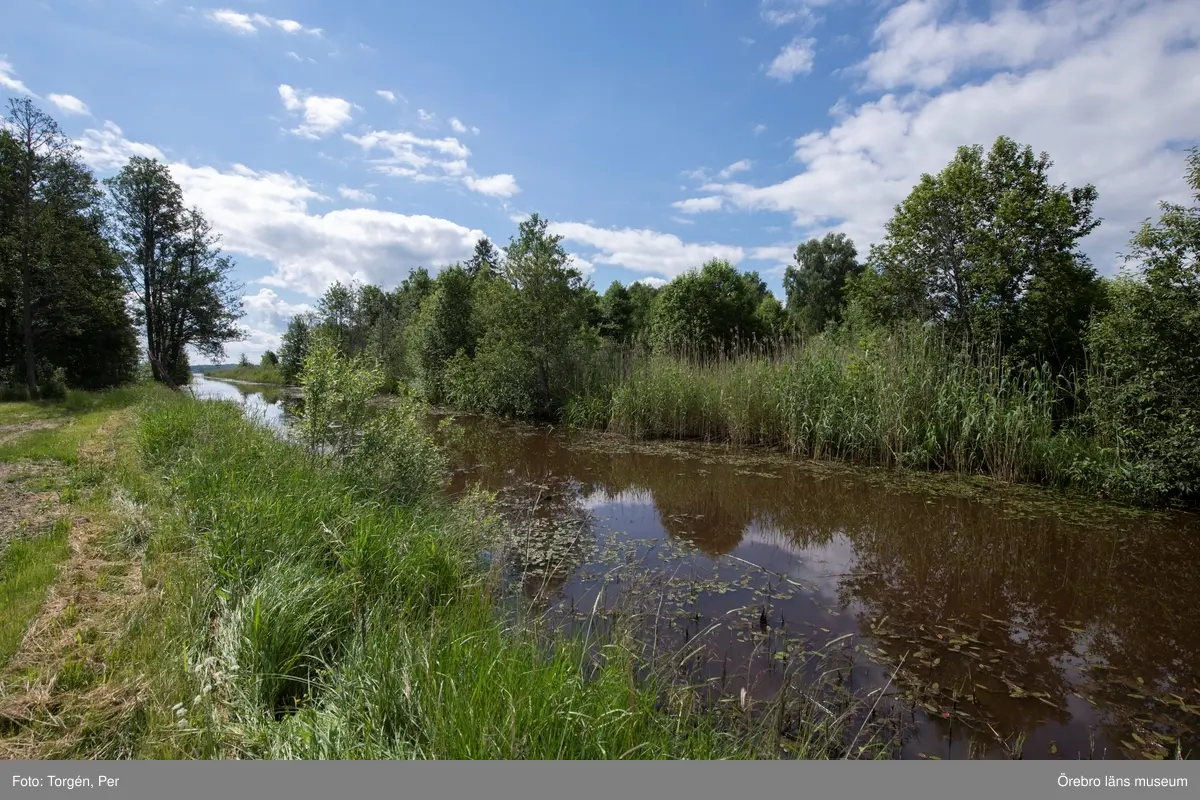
567 324 1084 486
134 386 863 758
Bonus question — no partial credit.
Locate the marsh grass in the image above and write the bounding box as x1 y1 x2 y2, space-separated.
562 325 1095 489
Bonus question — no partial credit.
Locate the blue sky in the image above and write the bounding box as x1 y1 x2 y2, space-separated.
3 0 1199 360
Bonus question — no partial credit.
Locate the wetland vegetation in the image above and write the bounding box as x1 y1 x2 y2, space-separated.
1 97 1198 760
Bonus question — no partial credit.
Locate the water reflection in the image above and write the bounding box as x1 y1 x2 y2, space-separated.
188 374 299 434
439 413 1200 760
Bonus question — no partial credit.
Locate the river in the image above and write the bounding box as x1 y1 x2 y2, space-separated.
189 373 1200 760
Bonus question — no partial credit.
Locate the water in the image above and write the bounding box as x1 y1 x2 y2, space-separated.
188 373 298 433
191 378 1200 760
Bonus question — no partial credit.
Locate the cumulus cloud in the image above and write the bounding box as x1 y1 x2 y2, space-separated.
76 122 485 297
337 185 376 203
448 117 467 133
463 173 521 197
632 277 668 288
47 93 89 115
753 123 768 135
0 57 34 96
75 122 166 169
417 109 436 124
278 84 353 139
708 0 1200 272
766 37 817 81
671 196 724 213
348 129 518 197
243 288 313 330
375 89 398 103
858 0 1124 91
717 159 753 179
548 222 745 279
208 9 322 36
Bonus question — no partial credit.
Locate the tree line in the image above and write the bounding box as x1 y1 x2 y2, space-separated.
0 98 243 399
279 135 1200 506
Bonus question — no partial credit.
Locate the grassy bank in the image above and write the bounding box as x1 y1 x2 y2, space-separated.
205 365 283 385
1 384 870 759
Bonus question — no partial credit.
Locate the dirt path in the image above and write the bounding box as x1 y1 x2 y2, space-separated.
0 410 150 758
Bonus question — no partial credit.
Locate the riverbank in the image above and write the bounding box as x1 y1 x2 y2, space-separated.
0 385 871 759
205 365 283 385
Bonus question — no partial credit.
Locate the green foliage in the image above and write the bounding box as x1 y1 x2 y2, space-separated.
278 314 312 385
599 281 633 341
853 136 1101 370
406 266 476 402
784 233 862 334
105 158 244 385
650 259 764 356
0 100 139 395
1084 148 1200 506
298 333 446 503
260 350 278 368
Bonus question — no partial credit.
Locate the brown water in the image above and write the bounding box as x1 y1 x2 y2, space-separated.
439 412 1200 761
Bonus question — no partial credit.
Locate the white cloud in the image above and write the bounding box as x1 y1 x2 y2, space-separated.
346 129 471 176
417 108 436 124
208 9 322 36
567 254 595 275
278 84 353 139
671 196 724 213
549 222 745 279
76 121 166 169
760 1 816 28
463 173 521 197
766 37 816 81
375 89 398 103
448 117 467 133
348 128 518 197
337 185 376 203
707 0 1200 273
47 93 89 116
632 277 667 288
753 123 768 135
242 288 313 331
759 0 838 28
859 0 1123 92
717 159 753 179
78 122 485 297
0 57 34 96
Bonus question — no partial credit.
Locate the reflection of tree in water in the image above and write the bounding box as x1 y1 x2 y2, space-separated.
441 414 1200 756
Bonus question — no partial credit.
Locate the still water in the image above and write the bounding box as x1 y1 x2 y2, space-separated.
190 374 1200 760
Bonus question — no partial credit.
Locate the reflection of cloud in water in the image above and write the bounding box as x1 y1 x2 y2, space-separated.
580 487 654 510
735 524 857 608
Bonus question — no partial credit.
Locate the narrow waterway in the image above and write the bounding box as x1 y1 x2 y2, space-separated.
190 373 1200 760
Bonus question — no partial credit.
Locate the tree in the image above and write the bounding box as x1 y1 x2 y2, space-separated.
465 214 591 417
1087 148 1200 505
598 280 633 341
4 98 77 395
650 259 761 355
755 294 790 338
626 281 659 347
784 233 861 334
465 236 500 280
0 103 138 393
106 157 244 386
855 136 1100 360
279 313 313 384
261 350 278 367
407 265 476 400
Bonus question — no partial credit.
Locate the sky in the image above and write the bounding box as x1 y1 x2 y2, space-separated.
2 0 1199 362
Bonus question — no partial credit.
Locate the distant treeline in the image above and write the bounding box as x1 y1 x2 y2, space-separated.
277 137 1200 508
